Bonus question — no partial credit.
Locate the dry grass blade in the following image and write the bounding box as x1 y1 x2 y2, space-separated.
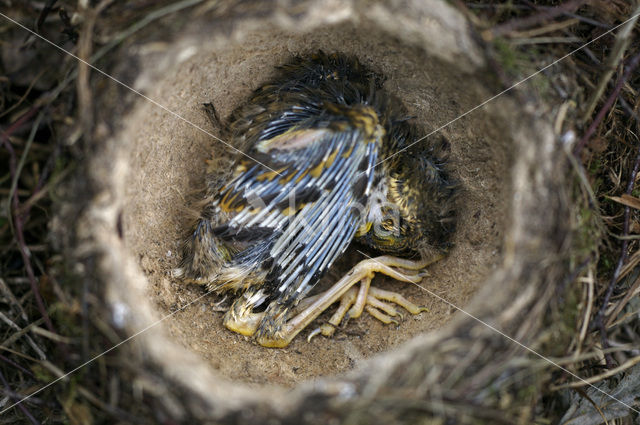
582 3 640 121
507 17 580 38
606 194 640 210
605 273 640 327
575 52 640 154
485 0 590 39
553 357 640 390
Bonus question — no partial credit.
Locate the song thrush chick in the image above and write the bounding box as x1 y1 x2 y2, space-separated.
174 52 456 347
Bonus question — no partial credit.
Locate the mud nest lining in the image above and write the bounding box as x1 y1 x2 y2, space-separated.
79 1 565 421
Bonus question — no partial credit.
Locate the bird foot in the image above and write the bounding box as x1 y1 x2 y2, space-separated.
223 254 442 347
307 284 428 342
223 309 264 336
256 254 441 347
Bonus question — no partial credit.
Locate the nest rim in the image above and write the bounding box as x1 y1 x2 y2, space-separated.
75 1 567 421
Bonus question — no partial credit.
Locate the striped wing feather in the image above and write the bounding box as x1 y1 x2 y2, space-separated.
216 122 378 306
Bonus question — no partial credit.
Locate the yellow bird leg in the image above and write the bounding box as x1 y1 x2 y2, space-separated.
365 293 404 319
222 292 265 336
255 254 443 347
309 280 429 340
307 286 359 341
368 286 428 315
347 274 372 320
364 305 398 325
223 310 264 336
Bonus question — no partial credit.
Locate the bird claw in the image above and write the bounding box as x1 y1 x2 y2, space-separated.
249 255 441 347
307 279 430 341
211 295 229 312
307 327 322 342
308 323 336 342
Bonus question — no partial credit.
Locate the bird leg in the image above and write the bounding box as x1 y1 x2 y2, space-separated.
223 288 266 336
311 284 433 340
255 254 443 348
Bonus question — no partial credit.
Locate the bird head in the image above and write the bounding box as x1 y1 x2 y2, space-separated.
357 134 456 257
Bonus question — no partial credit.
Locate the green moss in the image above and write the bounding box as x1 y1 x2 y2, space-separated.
573 203 601 259
530 73 550 94
31 363 57 382
599 254 615 274
494 38 523 76
588 158 602 174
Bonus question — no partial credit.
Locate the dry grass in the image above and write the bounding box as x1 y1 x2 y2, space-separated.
1 0 639 423
465 1 640 422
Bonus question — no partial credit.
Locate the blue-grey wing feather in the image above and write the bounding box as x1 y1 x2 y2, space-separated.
217 125 377 306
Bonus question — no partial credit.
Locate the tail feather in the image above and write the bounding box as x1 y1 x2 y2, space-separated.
175 217 275 294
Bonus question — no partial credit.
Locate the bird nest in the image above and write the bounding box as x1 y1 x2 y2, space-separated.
74 0 568 422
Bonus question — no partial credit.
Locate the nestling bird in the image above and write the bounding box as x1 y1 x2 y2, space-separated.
174 52 456 348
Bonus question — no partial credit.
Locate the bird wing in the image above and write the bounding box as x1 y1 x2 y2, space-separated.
213 117 380 305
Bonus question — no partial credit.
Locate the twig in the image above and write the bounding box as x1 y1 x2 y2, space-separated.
76 384 143 424
618 97 640 124
605 274 640 328
575 268 594 357
595 135 640 367
509 36 583 46
507 18 580 39
0 346 41 363
0 354 35 378
617 249 640 285
577 40 640 126
8 111 43 226
573 387 611 425
0 314 47 360
487 0 590 39
90 0 205 64
0 369 39 425
77 0 114 137
41 0 206 110
574 52 640 155
0 70 45 119
1 117 55 334
0 277 29 322
563 11 612 29
36 0 59 34
0 105 39 143
550 355 640 389
17 166 72 216
582 3 640 121
31 326 75 344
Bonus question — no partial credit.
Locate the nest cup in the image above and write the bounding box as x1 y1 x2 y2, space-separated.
78 0 566 421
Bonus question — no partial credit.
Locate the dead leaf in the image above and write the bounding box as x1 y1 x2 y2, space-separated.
607 194 640 210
